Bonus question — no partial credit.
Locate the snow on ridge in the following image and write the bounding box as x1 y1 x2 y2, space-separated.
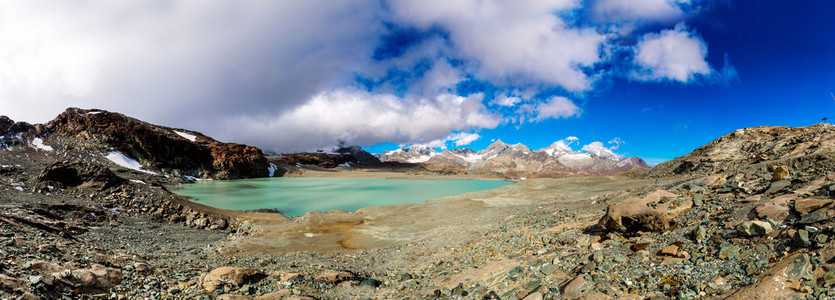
105 152 156 174
174 130 197 142
267 163 278 177
31 138 53 151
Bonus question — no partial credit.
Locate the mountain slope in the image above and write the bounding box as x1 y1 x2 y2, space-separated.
3 108 269 179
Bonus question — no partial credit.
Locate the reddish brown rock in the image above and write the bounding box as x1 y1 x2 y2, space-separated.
45 107 268 179
795 198 833 214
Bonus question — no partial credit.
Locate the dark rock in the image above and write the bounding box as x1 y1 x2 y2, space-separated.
798 210 830 225
765 180 791 195
793 229 812 248
359 278 381 287
333 145 381 165
37 161 125 190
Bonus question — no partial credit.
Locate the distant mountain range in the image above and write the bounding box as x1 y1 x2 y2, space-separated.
375 140 649 179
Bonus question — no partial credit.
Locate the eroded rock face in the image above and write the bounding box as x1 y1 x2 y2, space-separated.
598 190 693 233
37 161 126 190
45 107 268 179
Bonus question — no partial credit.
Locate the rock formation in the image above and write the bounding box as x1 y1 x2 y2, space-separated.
39 108 269 179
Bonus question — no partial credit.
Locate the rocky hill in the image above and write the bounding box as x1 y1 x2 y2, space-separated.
2 108 269 180
379 140 650 179
641 123 835 178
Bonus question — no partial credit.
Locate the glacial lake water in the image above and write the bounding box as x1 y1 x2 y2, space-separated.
174 177 512 217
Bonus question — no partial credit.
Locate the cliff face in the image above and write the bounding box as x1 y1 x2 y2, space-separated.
44 108 268 179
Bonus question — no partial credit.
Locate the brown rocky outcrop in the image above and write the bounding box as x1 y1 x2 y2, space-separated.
45 107 268 179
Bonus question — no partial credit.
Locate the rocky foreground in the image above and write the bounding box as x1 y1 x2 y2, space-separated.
3 110 835 299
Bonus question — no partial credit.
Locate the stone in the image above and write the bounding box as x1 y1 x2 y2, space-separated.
660 245 680 256
539 264 559 275
794 198 833 214
692 225 708 241
793 229 812 248
522 292 543 300
54 265 123 293
765 180 791 195
773 166 790 181
736 220 773 237
133 262 152 273
561 276 590 300
753 203 790 221
631 242 651 251
314 270 355 284
599 190 693 233
798 210 830 225
203 267 267 292
719 244 740 260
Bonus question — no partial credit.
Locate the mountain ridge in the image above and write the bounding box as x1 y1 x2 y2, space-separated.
377 139 650 179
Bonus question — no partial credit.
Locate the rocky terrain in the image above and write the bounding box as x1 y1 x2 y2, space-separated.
4 109 835 299
377 140 650 180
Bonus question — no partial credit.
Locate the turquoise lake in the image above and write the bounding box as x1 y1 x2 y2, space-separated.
174 177 512 217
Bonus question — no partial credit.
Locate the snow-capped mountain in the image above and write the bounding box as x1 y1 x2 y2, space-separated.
378 139 649 179
378 144 439 163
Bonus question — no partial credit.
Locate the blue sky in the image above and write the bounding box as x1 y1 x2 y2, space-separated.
1 1 834 164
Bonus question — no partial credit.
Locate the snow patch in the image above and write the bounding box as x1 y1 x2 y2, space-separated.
86 111 102 115
31 138 53 151
268 163 278 177
105 152 156 174
339 162 351 167
13 186 24 191
174 131 197 142
129 179 146 184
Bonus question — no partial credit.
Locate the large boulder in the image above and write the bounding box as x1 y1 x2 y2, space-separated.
53 265 123 293
45 107 268 179
37 161 126 190
598 190 693 233
203 267 267 292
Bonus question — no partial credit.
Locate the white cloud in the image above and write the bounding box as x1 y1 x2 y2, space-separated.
0 1 383 126
490 95 522 107
592 0 685 24
631 24 712 83
608 137 625 149
531 96 581 122
581 141 623 160
418 132 481 150
388 0 606 91
226 90 500 153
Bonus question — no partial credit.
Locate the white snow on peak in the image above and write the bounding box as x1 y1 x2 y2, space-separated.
174 130 197 142
31 138 53 151
405 152 439 163
86 111 102 115
105 152 156 174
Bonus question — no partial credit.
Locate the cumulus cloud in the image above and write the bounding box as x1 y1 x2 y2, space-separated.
388 0 606 91
226 90 500 153
631 24 712 82
581 141 623 160
591 0 686 28
0 1 383 125
514 96 580 123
